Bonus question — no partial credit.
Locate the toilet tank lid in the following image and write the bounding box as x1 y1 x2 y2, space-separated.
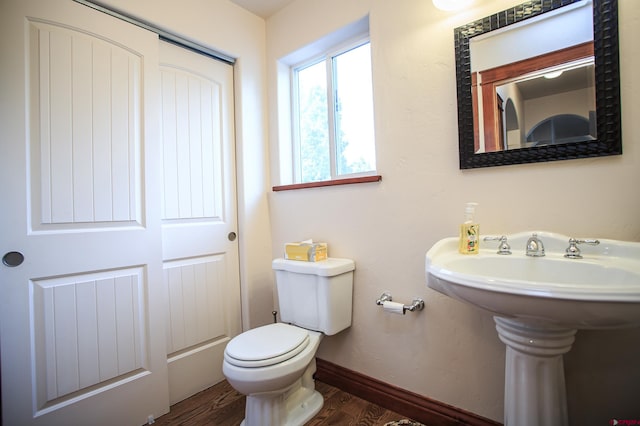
272 258 355 276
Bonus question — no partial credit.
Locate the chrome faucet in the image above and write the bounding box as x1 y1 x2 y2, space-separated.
484 235 512 255
526 233 545 257
564 238 600 259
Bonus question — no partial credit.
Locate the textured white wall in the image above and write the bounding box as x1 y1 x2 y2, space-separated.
266 0 640 423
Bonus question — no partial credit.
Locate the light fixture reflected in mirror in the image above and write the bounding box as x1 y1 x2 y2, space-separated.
544 70 563 79
432 0 473 12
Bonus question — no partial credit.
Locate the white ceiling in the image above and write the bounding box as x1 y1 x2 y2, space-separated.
230 0 295 18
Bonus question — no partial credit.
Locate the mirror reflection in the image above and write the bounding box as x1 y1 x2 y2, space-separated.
469 1 594 153
497 59 595 150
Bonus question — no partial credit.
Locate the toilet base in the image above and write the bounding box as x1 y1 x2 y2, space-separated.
241 359 323 426
241 390 323 426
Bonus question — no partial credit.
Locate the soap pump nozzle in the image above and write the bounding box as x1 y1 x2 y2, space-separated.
464 202 478 223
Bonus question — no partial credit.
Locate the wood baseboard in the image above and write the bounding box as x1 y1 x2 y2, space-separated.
315 358 502 426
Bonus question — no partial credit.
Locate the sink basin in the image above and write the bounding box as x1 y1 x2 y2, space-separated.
426 231 640 329
425 231 640 426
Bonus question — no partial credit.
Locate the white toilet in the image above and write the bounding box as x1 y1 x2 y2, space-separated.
223 257 355 426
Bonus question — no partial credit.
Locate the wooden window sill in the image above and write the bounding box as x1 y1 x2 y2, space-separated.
272 175 382 192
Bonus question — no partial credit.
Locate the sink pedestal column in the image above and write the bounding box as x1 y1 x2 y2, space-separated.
494 317 577 426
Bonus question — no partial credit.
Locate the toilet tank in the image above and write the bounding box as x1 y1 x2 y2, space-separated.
272 258 354 335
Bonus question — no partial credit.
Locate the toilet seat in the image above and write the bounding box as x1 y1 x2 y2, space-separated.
225 323 310 368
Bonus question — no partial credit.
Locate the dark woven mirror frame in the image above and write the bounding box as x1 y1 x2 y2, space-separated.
455 0 621 169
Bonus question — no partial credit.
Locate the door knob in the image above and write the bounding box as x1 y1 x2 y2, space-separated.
3 251 24 267
228 232 237 241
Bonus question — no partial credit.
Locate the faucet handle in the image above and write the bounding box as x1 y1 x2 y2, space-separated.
483 235 511 255
564 238 600 259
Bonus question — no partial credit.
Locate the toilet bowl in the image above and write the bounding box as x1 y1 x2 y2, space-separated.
223 323 323 426
222 258 355 426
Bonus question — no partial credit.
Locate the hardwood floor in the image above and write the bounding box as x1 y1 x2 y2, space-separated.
153 379 421 426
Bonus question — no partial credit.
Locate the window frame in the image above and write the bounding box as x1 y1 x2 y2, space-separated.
290 35 376 184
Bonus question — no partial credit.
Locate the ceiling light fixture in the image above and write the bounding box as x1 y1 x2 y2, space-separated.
544 71 564 79
432 0 474 12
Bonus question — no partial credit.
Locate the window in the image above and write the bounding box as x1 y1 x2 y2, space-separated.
292 39 376 184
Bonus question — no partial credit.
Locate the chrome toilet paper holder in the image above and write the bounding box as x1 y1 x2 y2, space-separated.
376 292 424 314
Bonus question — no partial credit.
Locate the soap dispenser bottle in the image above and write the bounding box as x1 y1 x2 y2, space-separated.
459 202 479 255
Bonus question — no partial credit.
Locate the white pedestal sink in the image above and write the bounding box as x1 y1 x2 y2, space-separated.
425 231 640 426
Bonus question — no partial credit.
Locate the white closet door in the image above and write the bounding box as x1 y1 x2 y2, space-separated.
159 41 242 404
0 1 169 424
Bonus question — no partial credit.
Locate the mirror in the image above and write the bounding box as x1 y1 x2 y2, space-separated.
455 0 621 169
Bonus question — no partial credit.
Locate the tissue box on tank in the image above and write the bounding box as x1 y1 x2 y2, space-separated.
284 242 328 262
272 258 354 335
